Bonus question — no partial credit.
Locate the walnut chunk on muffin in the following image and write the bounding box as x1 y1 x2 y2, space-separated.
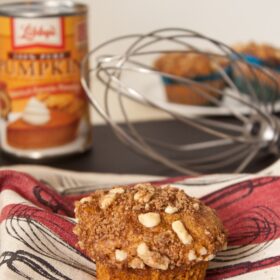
73 183 227 280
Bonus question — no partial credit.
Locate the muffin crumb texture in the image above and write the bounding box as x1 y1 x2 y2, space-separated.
74 183 227 271
234 42 280 66
154 53 224 78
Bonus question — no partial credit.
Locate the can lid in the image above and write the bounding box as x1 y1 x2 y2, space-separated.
0 1 87 17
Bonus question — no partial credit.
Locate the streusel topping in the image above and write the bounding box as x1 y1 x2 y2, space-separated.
154 53 225 78
234 42 280 66
73 183 227 270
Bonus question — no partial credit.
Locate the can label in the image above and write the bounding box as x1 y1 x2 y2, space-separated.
0 14 91 158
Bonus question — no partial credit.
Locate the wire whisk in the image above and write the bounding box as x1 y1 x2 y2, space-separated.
81 28 280 175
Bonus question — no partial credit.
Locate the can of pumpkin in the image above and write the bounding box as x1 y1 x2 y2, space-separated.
0 1 92 160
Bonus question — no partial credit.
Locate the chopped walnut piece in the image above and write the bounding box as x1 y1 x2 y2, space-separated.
188 250 197 261
134 183 155 203
128 257 145 269
110 188 125 194
205 229 211 235
138 212 161 228
115 249 127 261
199 247 207 256
80 197 92 204
78 241 85 250
99 193 116 209
172 220 193 245
193 203 200 210
165 205 179 214
137 242 170 270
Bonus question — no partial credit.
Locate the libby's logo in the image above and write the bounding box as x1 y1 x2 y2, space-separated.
20 25 56 41
12 18 64 49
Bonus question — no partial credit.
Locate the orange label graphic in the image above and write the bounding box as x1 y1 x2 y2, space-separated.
0 14 91 157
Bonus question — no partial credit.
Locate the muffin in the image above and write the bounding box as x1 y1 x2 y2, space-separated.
234 42 280 67
154 53 227 106
232 42 280 102
74 183 227 280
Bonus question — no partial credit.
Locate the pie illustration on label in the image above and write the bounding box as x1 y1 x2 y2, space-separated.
7 98 80 149
7 110 80 149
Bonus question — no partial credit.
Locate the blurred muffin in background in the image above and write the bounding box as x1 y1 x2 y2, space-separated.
154 52 227 106
234 42 280 67
232 42 280 102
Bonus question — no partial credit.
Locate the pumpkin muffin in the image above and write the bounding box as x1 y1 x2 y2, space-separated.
73 183 227 280
154 53 227 106
232 42 280 102
234 42 280 67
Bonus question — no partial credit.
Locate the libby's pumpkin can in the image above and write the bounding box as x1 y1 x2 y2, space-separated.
0 1 92 160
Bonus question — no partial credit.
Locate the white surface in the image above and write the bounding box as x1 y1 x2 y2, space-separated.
1 0 280 123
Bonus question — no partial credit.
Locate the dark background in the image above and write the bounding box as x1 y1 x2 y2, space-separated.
0 119 277 176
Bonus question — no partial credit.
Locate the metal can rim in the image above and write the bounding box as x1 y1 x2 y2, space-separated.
0 1 87 18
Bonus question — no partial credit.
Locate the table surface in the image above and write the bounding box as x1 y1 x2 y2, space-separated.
0 119 277 176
